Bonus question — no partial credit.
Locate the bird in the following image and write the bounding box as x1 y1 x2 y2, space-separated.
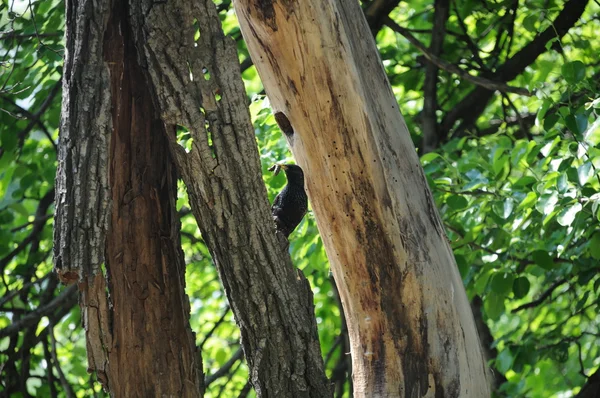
269 164 308 238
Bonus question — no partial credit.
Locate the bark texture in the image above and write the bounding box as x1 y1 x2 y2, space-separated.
126 0 330 396
234 0 491 396
54 0 201 396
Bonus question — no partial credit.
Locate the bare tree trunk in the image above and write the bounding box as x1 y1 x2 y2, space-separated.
54 0 201 396
234 0 492 396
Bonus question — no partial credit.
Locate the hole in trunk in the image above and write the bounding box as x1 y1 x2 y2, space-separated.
274 112 294 137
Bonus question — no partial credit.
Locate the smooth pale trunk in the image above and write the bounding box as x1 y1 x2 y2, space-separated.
233 0 491 396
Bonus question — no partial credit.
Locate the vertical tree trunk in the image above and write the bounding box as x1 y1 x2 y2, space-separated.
54 0 201 396
125 0 330 396
233 1 491 396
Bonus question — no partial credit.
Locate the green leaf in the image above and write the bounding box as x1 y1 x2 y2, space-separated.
557 202 582 226
484 292 505 320
513 277 531 299
513 176 537 187
490 272 515 295
517 191 538 210
556 173 569 193
492 199 514 219
561 60 586 84
536 98 553 123
496 348 514 374
523 14 538 32
589 232 600 260
577 162 593 185
421 152 441 163
532 250 554 270
543 112 560 131
535 192 558 215
564 114 587 136
447 195 468 210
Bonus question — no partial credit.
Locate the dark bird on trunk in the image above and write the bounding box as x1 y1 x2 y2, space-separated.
269 164 308 238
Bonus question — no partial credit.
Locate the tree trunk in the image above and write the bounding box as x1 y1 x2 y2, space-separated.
125 0 330 396
233 1 492 396
54 0 330 396
54 0 201 396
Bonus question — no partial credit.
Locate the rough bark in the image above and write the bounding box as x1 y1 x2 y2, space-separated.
234 0 491 396
54 0 201 396
125 0 330 396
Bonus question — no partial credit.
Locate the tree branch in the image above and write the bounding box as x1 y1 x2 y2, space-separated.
204 348 244 386
440 0 589 140
420 0 450 154
0 188 55 273
511 279 568 313
0 285 77 338
384 17 531 97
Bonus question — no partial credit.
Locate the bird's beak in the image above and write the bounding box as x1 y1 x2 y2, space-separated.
278 164 289 170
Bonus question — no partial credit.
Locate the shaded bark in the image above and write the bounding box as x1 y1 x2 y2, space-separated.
54 0 201 396
234 0 491 396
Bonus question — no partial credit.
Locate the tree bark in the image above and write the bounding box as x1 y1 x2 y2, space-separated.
234 0 491 396
125 0 330 396
54 0 201 396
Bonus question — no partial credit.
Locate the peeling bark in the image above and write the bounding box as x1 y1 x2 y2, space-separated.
54 0 201 396
234 0 491 396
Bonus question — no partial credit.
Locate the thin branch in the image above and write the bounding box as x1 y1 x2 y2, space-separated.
198 307 230 350
49 322 77 398
511 279 568 313
384 17 531 96
237 381 252 398
0 95 57 151
16 79 62 150
0 32 62 40
204 348 244 386
0 285 77 338
0 273 50 308
0 188 55 273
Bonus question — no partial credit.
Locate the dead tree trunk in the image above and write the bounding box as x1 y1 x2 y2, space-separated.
234 0 492 396
54 0 201 396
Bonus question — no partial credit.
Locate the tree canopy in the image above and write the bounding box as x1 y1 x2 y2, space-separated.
1 0 599 397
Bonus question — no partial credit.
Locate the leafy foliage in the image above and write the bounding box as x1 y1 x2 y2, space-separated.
1 0 599 397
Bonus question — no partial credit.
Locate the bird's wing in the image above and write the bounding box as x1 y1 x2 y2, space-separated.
272 192 283 211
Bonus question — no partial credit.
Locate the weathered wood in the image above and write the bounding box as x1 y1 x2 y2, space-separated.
55 0 201 395
233 0 491 396
126 0 330 396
